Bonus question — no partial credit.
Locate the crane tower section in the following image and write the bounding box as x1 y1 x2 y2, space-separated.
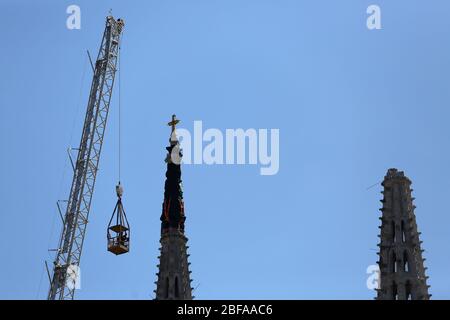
48 16 124 300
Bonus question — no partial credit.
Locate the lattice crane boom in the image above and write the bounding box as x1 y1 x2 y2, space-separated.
48 15 124 300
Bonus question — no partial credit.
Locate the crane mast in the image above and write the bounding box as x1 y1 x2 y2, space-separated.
48 15 124 300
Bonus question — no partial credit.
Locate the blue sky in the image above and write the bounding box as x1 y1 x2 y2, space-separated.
1 0 450 299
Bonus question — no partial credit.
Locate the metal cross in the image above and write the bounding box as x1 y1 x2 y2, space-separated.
167 114 180 133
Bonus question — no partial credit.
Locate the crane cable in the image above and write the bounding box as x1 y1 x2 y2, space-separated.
118 29 123 184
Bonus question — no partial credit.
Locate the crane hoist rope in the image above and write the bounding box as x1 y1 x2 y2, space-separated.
118 28 123 183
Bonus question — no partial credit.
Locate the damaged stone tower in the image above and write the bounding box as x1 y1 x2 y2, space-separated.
376 168 430 300
154 115 193 300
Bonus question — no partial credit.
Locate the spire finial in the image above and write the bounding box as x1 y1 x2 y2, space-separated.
167 114 180 133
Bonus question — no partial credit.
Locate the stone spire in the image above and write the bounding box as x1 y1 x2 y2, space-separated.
154 115 193 300
376 168 430 300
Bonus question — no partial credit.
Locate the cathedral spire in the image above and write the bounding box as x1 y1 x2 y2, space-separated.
154 115 193 300
376 168 430 300
161 114 185 234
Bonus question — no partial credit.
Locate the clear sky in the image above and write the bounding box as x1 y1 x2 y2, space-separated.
1 0 450 299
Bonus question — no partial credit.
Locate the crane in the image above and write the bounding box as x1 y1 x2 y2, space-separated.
47 15 124 300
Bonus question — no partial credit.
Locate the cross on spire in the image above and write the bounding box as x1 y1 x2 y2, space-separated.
167 114 180 134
